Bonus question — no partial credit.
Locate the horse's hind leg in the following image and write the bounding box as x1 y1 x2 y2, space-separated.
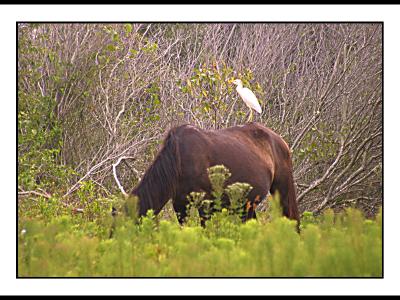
242 198 257 222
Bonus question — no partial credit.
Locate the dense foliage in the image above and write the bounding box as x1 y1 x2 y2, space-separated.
18 197 382 277
18 166 382 277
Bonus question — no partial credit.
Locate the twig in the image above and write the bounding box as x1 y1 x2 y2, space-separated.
112 156 130 198
18 189 51 199
297 136 345 203
18 188 75 210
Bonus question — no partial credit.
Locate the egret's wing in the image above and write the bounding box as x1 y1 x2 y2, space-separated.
237 87 262 113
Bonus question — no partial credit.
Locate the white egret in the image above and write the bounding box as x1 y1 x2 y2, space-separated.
232 79 262 122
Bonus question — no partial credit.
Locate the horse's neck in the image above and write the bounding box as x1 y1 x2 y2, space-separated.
132 174 173 217
130 128 180 217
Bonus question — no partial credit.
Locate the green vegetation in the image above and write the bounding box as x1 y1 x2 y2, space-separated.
18 201 382 277
18 166 382 277
178 64 263 127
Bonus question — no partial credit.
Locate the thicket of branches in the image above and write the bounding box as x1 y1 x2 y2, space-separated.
18 23 382 216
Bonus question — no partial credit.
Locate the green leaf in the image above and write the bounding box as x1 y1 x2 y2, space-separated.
124 23 132 35
112 31 120 43
129 49 138 58
106 44 116 52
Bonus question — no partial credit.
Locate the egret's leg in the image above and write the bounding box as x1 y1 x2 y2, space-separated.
247 108 253 123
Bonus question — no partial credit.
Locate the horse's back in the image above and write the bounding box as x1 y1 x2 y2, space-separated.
170 123 277 197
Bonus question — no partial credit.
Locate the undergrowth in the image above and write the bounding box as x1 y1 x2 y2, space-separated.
18 165 382 277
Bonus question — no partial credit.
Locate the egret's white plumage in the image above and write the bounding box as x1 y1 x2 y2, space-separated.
233 79 262 122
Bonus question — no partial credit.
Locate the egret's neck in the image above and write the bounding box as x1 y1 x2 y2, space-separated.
236 84 243 91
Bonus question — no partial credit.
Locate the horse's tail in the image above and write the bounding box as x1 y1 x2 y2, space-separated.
270 140 300 231
285 158 300 223
133 128 182 217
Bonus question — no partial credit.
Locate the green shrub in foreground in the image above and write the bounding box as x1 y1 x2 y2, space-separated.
18 203 382 277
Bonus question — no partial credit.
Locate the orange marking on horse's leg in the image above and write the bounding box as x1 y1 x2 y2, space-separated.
246 200 251 212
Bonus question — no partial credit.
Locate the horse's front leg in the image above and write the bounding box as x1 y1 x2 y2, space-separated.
172 195 189 225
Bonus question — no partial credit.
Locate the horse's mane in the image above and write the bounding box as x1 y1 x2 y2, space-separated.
131 129 181 216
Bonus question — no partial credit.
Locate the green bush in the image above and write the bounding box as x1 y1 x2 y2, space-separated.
18 163 382 277
177 63 264 127
18 203 382 277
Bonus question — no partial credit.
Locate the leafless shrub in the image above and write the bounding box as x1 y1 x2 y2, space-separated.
18 23 382 215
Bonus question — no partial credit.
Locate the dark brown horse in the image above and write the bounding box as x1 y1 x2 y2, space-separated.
131 122 300 227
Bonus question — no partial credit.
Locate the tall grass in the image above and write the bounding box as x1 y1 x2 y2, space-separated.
18 165 382 277
18 199 382 277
